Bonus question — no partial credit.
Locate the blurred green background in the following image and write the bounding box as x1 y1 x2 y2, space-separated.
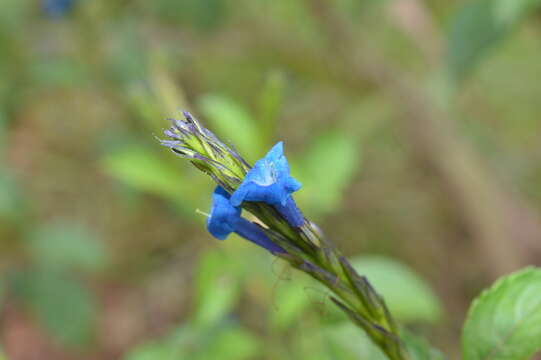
1 0 541 359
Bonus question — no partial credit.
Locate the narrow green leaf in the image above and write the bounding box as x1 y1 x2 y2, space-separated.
462 267 541 360
350 256 441 323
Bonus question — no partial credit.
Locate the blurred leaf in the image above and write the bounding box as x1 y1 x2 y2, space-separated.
126 322 258 360
193 249 242 326
317 319 443 360
124 325 198 360
27 221 108 272
402 329 446 360
102 144 209 215
124 341 180 360
270 279 312 329
447 0 541 82
351 256 441 323
102 145 184 199
296 131 360 215
322 322 387 360
198 94 264 158
447 0 507 82
462 267 541 360
198 326 259 360
11 268 97 347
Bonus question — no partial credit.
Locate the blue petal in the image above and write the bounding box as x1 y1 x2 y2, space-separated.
275 197 304 228
230 142 301 207
230 142 304 227
207 186 241 240
234 218 286 254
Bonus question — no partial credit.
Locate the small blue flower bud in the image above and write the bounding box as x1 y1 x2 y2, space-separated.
207 186 286 254
230 142 304 227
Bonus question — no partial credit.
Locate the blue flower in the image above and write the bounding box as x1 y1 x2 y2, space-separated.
230 142 304 227
207 186 286 254
207 186 241 240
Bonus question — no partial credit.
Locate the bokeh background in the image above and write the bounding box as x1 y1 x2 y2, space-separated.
1 0 541 359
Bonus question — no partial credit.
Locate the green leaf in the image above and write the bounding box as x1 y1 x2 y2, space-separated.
27 221 108 272
447 0 508 82
295 131 360 215
198 326 259 360
193 249 242 326
462 267 541 360
125 323 258 360
447 0 541 82
11 269 97 347
350 256 441 323
198 95 264 158
102 145 188 198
